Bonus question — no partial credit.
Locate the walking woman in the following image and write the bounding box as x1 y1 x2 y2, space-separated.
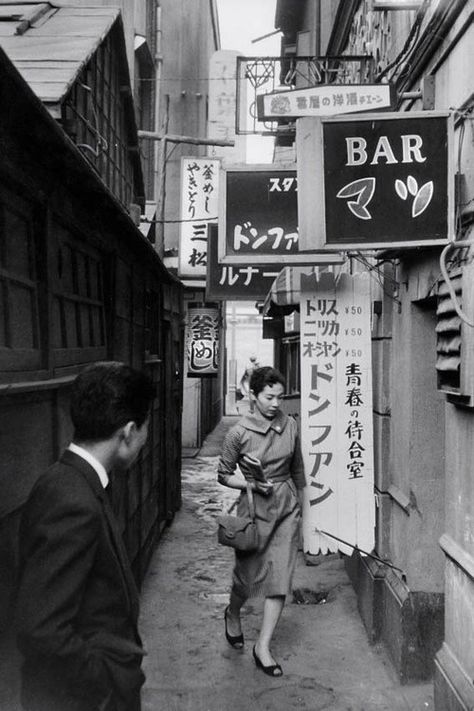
217 366 306 677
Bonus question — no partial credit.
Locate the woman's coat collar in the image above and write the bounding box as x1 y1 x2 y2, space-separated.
240 410 288 435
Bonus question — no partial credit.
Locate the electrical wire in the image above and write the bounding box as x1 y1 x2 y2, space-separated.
376 0 430 84
141 216 218 224
351 253 401 306
354 253 399 289
439 240 474 328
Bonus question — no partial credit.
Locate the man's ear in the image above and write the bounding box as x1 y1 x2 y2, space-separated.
121 421 136 442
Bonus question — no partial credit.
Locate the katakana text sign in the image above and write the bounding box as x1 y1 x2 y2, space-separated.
220 165 299 257
185 304 220 377
300 271 375 556
179 158 220 278
257 84 393 121
206 226 281 300
298 112 454 251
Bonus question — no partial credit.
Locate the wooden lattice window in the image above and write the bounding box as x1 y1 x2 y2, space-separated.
0 186 41 371
63 27 135 208
436 260 474 405
51 221 106 367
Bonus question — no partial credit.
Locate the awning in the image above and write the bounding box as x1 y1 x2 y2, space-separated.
263 266 320 317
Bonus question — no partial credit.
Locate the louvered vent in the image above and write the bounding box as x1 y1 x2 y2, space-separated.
436 268 462 393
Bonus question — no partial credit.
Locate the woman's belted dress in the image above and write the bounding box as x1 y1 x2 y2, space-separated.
218 411 306 599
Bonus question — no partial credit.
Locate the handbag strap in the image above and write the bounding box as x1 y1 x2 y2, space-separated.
226 482 256 520
245 482 256 520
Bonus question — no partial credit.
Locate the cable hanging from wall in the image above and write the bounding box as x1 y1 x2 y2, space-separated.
350 252 401 307
439 240 474 328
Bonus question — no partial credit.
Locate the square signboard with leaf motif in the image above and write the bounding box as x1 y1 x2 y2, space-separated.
297 112 454 251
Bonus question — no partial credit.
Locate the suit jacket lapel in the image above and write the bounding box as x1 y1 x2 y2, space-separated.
59 450 140 622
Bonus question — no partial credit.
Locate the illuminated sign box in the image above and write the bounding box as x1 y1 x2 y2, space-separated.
297 112 454 251
179 157 220 279
206 225 282 301
218 164 343 265
185 303 220 377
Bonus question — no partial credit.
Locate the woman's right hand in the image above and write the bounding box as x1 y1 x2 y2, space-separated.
252 480 274 497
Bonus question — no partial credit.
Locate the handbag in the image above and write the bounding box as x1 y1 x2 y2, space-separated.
217 482 258 552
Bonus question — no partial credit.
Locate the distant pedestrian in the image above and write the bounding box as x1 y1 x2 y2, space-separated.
16 361 155 711
217 366 306 677
239 355 260 412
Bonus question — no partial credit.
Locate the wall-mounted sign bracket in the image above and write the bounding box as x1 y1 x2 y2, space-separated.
399 75 435 110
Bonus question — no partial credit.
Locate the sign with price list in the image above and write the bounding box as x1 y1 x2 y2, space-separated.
300 271 375 556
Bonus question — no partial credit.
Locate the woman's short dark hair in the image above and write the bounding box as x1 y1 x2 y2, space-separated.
249 366 286 396
70 361 155 442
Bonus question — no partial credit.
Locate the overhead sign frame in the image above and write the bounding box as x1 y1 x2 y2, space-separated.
297 111 455 251
218 163 344 266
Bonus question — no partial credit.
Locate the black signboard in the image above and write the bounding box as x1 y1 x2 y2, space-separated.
305 112 453 250
223 167 298 257
206 225 281 301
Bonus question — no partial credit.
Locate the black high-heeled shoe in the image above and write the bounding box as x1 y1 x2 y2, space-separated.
252 645 283 677
224 606 244 648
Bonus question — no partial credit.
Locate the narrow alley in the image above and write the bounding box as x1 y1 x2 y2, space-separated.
139 417 434 711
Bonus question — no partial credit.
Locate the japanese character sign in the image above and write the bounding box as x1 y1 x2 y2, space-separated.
298 112 454 251
257 84 393 121
300 271 375 556
222 167 299 258
206 226 282 300
179 158 220 278
185 304 220 377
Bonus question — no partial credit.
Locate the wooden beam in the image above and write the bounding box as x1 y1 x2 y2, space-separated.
138 130 234 148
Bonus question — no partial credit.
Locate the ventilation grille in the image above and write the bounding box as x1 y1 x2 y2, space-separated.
436 268 462 393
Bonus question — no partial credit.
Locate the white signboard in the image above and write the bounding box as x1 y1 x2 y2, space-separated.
179 158 220 278
208 50 246 164
257 84 392 120
300 271 375 556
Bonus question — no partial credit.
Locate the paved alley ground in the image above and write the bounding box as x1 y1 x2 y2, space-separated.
139 442 435 711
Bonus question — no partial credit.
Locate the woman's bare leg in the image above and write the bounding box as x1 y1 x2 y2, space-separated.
254 595 285 666
226 588 246 637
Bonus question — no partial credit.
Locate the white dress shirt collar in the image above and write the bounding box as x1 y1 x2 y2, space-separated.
68 442 109 489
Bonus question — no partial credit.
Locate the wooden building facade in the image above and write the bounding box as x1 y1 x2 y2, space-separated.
0 11 183 637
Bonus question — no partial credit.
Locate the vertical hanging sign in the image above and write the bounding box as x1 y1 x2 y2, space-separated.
186 303 220 377
300 272 375 556
179 158 220 278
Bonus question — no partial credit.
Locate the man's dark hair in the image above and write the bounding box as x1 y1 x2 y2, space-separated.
249 366 286 396
70 361 155 442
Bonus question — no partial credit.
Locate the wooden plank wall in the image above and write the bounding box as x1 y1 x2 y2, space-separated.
0 106 183 620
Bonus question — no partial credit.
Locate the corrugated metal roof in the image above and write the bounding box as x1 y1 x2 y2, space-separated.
0 3 119 107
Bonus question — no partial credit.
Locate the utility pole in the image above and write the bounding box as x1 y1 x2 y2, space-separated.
138 130 234 249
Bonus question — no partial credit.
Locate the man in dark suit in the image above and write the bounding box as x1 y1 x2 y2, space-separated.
16 361 155 711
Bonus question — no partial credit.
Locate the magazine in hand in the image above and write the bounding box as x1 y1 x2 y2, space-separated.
240 454 266 482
